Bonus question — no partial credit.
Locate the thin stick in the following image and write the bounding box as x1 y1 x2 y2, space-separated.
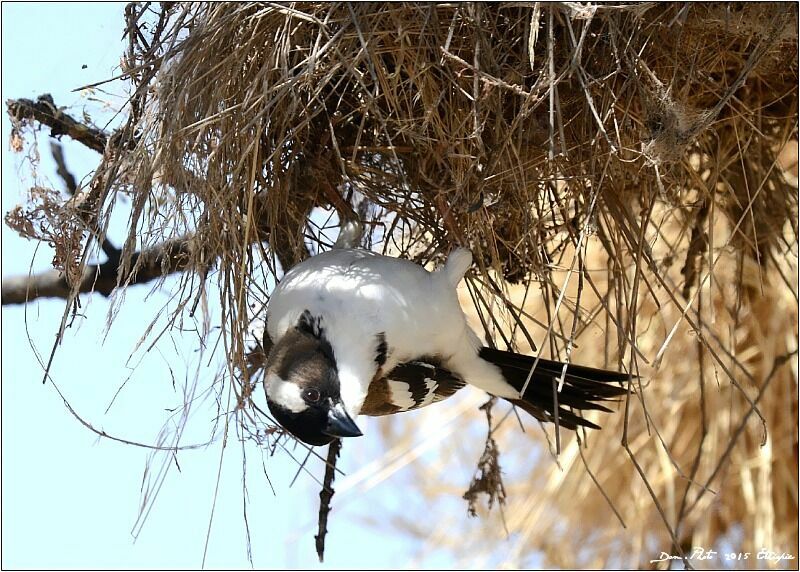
315 438 342 562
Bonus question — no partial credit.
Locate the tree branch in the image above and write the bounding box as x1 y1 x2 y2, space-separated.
2 236 192 305
49 141 78 194
315 438 342 563
7 95 108 154
4 94 317 303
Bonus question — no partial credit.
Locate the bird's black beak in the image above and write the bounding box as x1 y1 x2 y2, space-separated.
324 401 363 438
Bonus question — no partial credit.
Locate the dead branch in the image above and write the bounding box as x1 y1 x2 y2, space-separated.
3 91 315 304
463 398 507 517
7 95 108 154
1 236 192 305
315 438 342 563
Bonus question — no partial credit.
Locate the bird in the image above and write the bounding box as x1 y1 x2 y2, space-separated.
262 247 629 446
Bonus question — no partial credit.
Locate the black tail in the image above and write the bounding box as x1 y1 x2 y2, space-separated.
478 347 629 430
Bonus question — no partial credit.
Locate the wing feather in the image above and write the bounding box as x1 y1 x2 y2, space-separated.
361 358 466 416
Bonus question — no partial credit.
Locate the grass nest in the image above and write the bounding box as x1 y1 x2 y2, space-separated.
7 2 798 568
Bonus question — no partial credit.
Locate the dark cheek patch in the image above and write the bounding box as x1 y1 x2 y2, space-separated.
295 311 336 366
297 310 324 338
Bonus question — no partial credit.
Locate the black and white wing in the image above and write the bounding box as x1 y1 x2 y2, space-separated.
360 358 466 416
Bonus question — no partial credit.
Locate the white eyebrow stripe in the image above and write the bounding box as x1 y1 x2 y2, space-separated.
387 381 416 410
265 373 307 413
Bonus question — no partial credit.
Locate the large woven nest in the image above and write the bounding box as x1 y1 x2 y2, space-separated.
8 2 798 568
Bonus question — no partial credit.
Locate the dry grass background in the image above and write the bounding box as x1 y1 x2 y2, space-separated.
7 2 798 568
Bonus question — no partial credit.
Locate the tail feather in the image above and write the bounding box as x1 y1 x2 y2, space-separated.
508 398 603 430
479 347 629 430
443 248 473 287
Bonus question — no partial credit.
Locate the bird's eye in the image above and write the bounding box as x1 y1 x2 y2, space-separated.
303 388 321 403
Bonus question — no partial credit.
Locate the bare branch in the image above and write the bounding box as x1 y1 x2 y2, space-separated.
315 438 342 563
7 95 108 154
49 142 78 194
2 236 192 305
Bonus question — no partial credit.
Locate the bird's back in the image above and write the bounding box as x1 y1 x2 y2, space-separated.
267 249 473 370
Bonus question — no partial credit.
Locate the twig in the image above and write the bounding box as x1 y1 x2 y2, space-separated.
463 398 507 517
679 193 710 300
45 374 213 452
685 349 798 515
49 142 121 265
315 438 342 562
49 142 78 194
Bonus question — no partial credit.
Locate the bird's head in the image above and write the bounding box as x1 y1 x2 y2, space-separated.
264 323 363 446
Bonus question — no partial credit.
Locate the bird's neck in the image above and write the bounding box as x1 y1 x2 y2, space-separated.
332 341 378 419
